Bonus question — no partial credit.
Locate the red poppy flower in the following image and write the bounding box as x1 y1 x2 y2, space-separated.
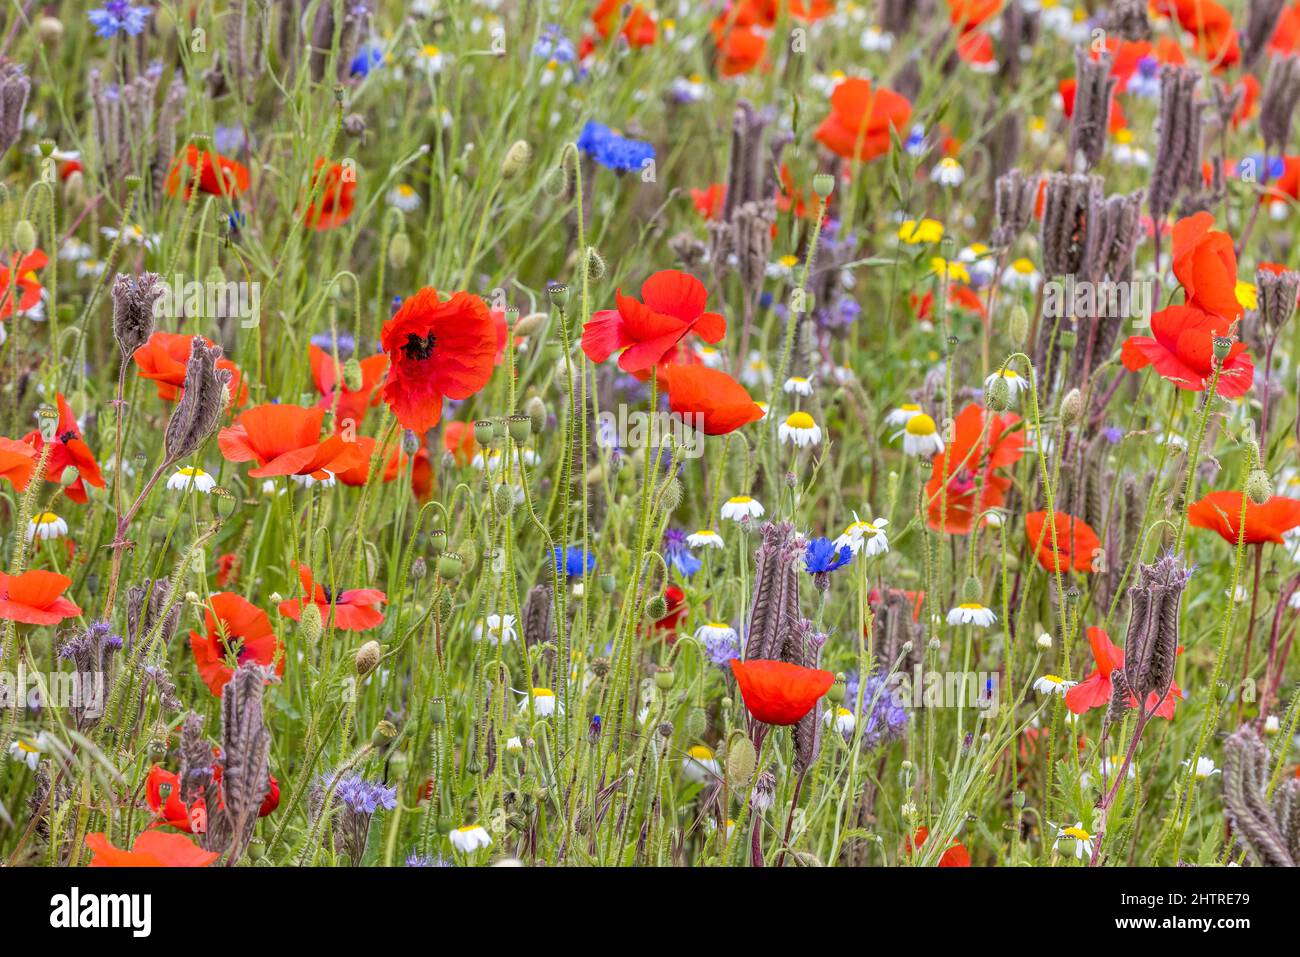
85 830 219 867
1170 211 1241 322
946 0 1002 30
1059 77 1127 133
0 436 37 491
442 420 477 466
278 563 386 632
692 184 726 220
907 826 971 867
133 331 248 406
303 159 356 231
729 658 835 726
0 248 47 319
582 270 726 374
1065 627 1184 719
1024 510 1101 574
657 364 764 436
948 284 987 319
0 570 81 625
165 145 250 199
955 29 996 70
814 77 912 162
925 404 1024 534
190 592 283 696
714 22 768 76
592 0 657 46
216 552 240 588
308 345 388 427
1121 304 1253 397
218 403 365 479
1273 2 1300 54
1187 491 1300 545
379 287 498 433
651 584 688 635
1262 156 1300 206
410 447 433 501
21 393 104 503
145 761 280 835
334 433 407 487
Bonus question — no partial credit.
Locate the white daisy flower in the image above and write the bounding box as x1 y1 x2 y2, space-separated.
694 621 737 644
683 744 720 783
778 411 822 448
1263 715 1281 735
27 511 68 541
1032 674 1076 696
783 375 814 396
59 238 93 261
896 412 944 457
386 183 421 212
7 738 42 771
696 345 724 367
1183 756 1219 780
76 258 107 279
860 25 893 51
720 495 764 522
1001 257 1041 292
741 352 773 388
101 224 159 249
823 706 856 735
1051 821 1095 860
474 613 517 644
932 157 965 187
686 528 724 549
947 603 996 628
412 43 447 74
833 515 889 557
670 73 709 102
166 466 216 494
766 253 801 280
884 403 925 428
448 824 492 853
519 687 561 717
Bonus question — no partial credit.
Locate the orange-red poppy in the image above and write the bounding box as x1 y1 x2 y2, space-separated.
946 0 1002 30
691 184 726 220
218 403 365 479
907 826 971 867
308 345 388 427
814 77 911 162
582 270 726 374
1171 211 1241 322
189 592 283 697
1262 156 1300 205
84 830 219 867
0 249 47 319
303 158 356 231
1273 2 1300 54
133 331 248 406
1121 304 1253 397
0 570 81 625
145 762 279 834
657 364 764 435
729 658 835 725
592 0 657 46
1065 626 1184 719
925 404 1024 534
165 145 250 199
442 420 477 465
1059 77 1127 133
1024 510 1101 574
0 436 37 491
216 552 240 587
713 21 768 76
1154 0 1238 67
334 433 406 487
1187 491 1300 545
379 287 498 433
21 393 104 504
278 562 385 632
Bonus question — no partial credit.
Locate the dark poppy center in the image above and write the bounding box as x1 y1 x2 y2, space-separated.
402 332 437 361
59 430 77 444
319 584 336 603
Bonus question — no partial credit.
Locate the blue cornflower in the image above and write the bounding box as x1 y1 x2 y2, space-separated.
553 545 596 577
533 24 576 63
350 45 385 78
88 1 152 38
661 528 700 578
577 121 655 173
805 537 853 574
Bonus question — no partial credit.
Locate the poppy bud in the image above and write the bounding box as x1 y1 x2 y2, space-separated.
411 556 427 580
812 173 835 198
1009 306 1029 347
492 483 516 515
437 552 464 578
37 16 63 44
355 639 382 676
428 528 447 554
513 312 546 337
507 414 531 442
1060 387 1084 427
645 593 668 621
961 575 982 604
1212 335 1233 363
685 706 707 737
1247 468 1274 505
525 395 547 433
299 603 323 642
827 672 846 704
599 573 616 594
64 169 85 203
12 219 36 254
401 429 420 456
59 466 80 488
335 356 361 393
654 666 674 691
726 731 756 788
501 139 532 179
388 231 411 269
473 419 494 445
985 373 1011 411
342 113 366 138
584 246 606 281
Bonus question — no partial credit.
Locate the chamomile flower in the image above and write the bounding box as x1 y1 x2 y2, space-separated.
696 345 724 367
766 253 801 280
412 43 446 74
833 516 890 557
860 25 893 51
1111 128 1150 167
984 367 1030 402
1001 257 1041 292
683 745 720 783
101 223 159 249
896 412 944 457
670 73 709 102
519 686 561 717
474 613 517 644
1032 674 1077 696
932 157 965 187
897 218 945 245
7 737 42 770
779 411 822 448
1183 756 1219 780
166 466 216 494
76 258 107 279
27 511 68 541
686 528 724 549
386 183 421 212
885 403 925 428
783 375 814 396
823 707 856 735
947 602 997 628
720 495 764 522
1051 821 1095 860
448 824 492 853
741 352 773 388
960 243 996 285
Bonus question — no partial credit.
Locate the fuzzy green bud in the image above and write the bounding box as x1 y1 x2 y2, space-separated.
525 396 547 433
341 356 363 392
725 731 756 788
645 593 668 621
501 140 532 179
961 575 982 604
1060 387 1084 428
388 231 412 269
298 602 324 642
1247 468 1274 505
985 373 1011 412
585 246 606 282
513 312 546 337
599 573 616 594
1009 306 1029 348
492 483 516 515
355 639 381 676
13 220 36 255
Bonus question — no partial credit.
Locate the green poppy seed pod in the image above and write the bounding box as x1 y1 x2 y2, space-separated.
355 639 382 676
599 573 616 594
371 719 398 750
646 593 668 621
1060 387 1084 428
590 656 611 678
1012 789 1026 809
342 356 363 392
13 220 36 255
387 750 409 781
436 552 464 578
388 231 412 269
1213 335 1233 362
507 414 531 442
1247 468 1274 505
473 419 494 445
411 556 427 581
501 139 532 179
585 246 606 281
725 731 756 788
428 528 447 555
546 280 569 307
1009 306 1029 348
124 174 143 192
654 665 675 691
492 483 516 515
37 140 55 158
297 602 323 641
812 173 835 198
828 672 846 704
513 312 546 337
1058 329 1077 350
985 373 1011 412
525 395 547 433
961 575 982 604
37 407 58 442
37 16 63 44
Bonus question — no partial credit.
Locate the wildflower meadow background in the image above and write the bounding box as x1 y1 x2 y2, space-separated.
1 0 1300 871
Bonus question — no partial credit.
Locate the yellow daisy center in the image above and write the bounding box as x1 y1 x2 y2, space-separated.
786 411 815 429
905 413 937 436
33 512 59 524
687 745 714 760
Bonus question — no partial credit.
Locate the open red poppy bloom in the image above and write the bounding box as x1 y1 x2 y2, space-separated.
1121 304 1253 397
1065 627 1184 719
145 760 279 835
218 403 365 479
0 570 81 625
658 364 764 436
1274 2 1300 54
278 562 386 632
308 345 388 426
0 436 37 491
133 331 248 406
165 145 250 199
410 447 432 501
216 553 240 587
946 0 1002 30
189 592 283 696
1262 155 1300 205
651 584 688 635
303 158 356 231
0 248 47 319
334 433 406 487
815 78 911 162
1154 0 1238 67
691 183 726 220
582 270 726 376
925 404 1024 534
907 826 971 867
1024 510 1101 574
1059 77 1127 133
729 658 835 726
592 0 657 46
85 830 219 867
712 20 768 76
21 393 105 504
442 420 476 466
379 287 498 433
1187 491 1300 545
1171 212 1242 322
